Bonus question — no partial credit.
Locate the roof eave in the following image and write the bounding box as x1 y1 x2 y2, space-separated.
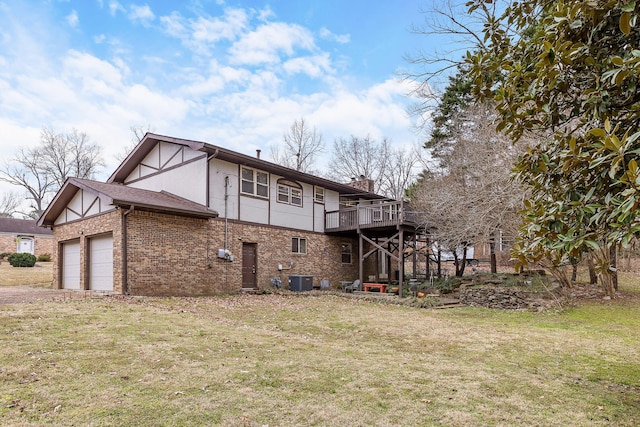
113 201 219 219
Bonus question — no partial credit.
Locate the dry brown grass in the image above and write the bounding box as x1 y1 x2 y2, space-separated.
0 262 53 287
1 292 639 426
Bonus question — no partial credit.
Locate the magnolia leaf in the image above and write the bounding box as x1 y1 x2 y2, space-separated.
611 56 624 67
629 159 638 174
622 1 636 13
584 240 600 251
604 118 611 133
589 128 607 138
620 12 632 35
615 70 629 86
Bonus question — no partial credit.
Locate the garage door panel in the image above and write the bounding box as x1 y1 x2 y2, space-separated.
90 235 113 291
62 241 80 290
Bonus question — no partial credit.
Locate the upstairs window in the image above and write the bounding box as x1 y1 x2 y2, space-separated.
277 180 302 207
241 167 268 198
339 197 357 209
314 187 325 203
292 237 307 254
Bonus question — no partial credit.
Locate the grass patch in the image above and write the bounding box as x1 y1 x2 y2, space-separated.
0 262 53 287
0 294 639 426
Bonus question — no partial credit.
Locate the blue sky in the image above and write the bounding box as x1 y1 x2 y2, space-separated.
0 0 455 198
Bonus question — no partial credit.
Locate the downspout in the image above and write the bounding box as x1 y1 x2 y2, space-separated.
224 176 230 290
224 176 229 250
122 205 134 295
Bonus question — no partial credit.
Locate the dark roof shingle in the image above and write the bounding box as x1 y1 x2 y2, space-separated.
0 218 52 235
39 178 218 227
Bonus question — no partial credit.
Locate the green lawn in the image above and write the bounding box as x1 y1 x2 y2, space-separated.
1 290 639 426
0 262 53 287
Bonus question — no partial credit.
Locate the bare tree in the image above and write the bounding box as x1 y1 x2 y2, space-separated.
0 128 104 219
412 102 524 275
328 136 419 199
271 118 324 173
40 128 104 189
0 192 21 218
115 124 154 162
327 135 389 190
379 145 421 201
403 0 509 132
0 146 53 218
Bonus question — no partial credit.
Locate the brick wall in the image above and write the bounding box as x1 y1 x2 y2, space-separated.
49 209 391 296
125 211 360 295
52 210 122 292
0 233 54 259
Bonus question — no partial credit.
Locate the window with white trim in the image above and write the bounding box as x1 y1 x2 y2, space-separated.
292 237 307 254
341 243 352 264
314 187 324 203
339 196 357 208
277 180 302 207
241 167 269 198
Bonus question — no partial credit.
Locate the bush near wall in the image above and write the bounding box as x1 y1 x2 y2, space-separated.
37 253 51 262
8 253 37 267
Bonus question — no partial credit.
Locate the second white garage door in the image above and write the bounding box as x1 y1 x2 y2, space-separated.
89 234 113 291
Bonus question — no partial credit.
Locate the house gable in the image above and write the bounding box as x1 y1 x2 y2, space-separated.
54 187 114 225
124 140 206 184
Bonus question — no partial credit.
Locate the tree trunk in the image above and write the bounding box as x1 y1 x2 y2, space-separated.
489 234 497 274
571 261 578 283
454 247 467 277
610 245 618 292
587 256 597 285
594 246 615 298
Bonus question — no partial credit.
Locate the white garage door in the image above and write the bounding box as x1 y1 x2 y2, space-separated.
90 234 113 291
62 241 81 290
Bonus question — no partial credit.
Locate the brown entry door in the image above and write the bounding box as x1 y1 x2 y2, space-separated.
242 243 257 289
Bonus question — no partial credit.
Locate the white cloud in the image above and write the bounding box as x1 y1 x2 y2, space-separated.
257 6 275 22
161 8 249 55
283 53 334 78
108 1 125 16
229 22 315 66
128 4 155 26
66 10 79 28
319 27 350 44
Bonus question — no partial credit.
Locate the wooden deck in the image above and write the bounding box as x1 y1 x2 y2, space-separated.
325 201 417 233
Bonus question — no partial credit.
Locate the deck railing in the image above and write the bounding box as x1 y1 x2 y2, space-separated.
325 201 409 232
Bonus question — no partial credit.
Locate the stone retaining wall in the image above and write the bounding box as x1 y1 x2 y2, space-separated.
459 285 561 311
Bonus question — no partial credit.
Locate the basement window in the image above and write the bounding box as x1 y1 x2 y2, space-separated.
341 243 352 264
292 237 307 254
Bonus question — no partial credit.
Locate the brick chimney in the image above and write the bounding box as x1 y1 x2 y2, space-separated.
348 175 374 193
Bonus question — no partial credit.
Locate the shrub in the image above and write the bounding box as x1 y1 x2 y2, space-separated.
0 252 12 260
8 253 37 267
37 253 52 262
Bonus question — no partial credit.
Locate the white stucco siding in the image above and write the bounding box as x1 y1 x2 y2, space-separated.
324 189 340 212
54 189 115 225
208 159 239 219
269 180 314 231
125 141 206 183
313 202 325 232
239 196 269 223
126 156 208 205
